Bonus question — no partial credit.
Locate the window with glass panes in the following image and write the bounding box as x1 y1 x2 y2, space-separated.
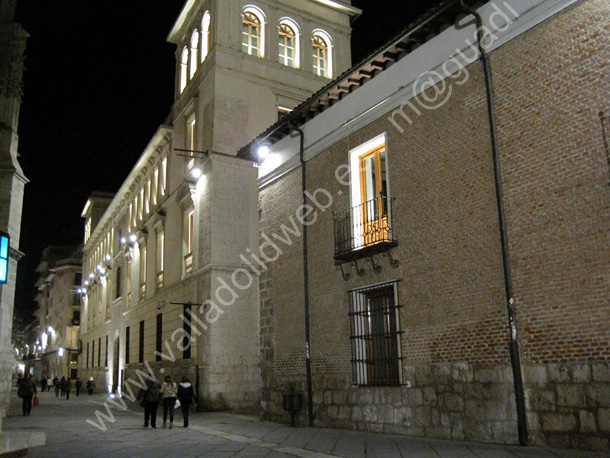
278 23 296 67
242 12 261 56
312 35 328 77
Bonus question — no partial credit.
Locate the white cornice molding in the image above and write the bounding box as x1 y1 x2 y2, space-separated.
257 0 581 187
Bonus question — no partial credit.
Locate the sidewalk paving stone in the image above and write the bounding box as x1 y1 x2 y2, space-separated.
3 386 610 458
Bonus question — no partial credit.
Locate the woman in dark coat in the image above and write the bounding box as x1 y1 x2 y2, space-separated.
138 378 162 428
177 376 198 428
18 373 37 416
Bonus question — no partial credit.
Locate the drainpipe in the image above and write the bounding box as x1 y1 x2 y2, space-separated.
288 122 314 427
460 1 528 446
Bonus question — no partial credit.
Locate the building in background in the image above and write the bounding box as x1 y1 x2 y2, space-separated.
34 245 83 381
242 0 610 452
78 0 359 409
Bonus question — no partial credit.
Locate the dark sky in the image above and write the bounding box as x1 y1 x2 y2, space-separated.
12 0 443 320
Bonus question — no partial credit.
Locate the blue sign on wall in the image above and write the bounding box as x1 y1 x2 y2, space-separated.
0 232 9 284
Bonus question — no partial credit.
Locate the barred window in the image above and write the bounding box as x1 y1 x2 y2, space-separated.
349 281 403 386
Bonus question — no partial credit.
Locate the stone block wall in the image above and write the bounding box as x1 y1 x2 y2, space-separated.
525 361 610 450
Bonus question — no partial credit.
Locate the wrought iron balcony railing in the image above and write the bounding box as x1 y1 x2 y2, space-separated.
184 252 194 275
333 196 398 262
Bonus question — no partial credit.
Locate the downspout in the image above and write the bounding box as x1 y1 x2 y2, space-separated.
288 122 314 427
460 1 528 446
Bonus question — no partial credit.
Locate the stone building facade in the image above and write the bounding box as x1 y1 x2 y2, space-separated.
0 0 28 427
78 0 359 410
243 0 610 452
34 245 83 381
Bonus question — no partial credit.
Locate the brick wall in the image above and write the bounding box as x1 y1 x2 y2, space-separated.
258 0 610 450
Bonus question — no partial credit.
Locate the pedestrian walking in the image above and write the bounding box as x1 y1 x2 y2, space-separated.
40 375 47 392
177 376 197 428
17 373 37 416
75 378 82 397
54 377 60 397
137 377 162 428
60 376 66 397
86 377 95 395
47 377 53 392
160 375 178 429
65 378 72 400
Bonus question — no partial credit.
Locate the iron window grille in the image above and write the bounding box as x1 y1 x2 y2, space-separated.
348 281 404 386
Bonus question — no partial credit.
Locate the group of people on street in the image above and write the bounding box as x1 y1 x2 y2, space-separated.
137 375 197 429
16 373 95 417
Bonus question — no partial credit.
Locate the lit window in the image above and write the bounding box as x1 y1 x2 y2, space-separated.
349 281 402 386
138 188 144 221
184 209 194 275
152 168 159 206
278 22 297 67
242 10 263 57
156 228 164 289
312 31 332 78
145 179 151 215
190 30 199 78
188 210 194 254
180 47 189 93
160 157 167 197
126 259 132 306
139 245 147 301
347 135 390 250
201 11 211 62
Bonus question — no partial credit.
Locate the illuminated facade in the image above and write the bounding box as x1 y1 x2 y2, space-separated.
78 0 358 409
33 245 83 381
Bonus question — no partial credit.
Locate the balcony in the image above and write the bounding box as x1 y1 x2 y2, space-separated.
184 252 193 275
333 197 398 274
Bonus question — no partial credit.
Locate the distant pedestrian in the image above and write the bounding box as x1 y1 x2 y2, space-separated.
177 376 197 428
47 377 53 392
40 375 47 392
137 377 162 428
54 377 60 397
18 373 37 416
60 376 66 397
65 378 72 400
160 375 177 429
86 377 95 395
75 378 82 397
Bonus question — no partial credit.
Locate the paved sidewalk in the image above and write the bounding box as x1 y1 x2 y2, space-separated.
5 388 610 458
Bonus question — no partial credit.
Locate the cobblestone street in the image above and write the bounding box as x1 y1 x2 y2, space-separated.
5 386 610 458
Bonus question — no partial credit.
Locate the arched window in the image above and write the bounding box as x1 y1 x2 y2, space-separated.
278 19 299 68
201 11 211 62
312 30 332 78
180 47 189 93
190 30 199 78
242 7 264 57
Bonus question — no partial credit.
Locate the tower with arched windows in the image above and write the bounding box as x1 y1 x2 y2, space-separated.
167 0 360 156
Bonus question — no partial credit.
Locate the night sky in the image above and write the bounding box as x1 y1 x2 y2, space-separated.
12 0 443 322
